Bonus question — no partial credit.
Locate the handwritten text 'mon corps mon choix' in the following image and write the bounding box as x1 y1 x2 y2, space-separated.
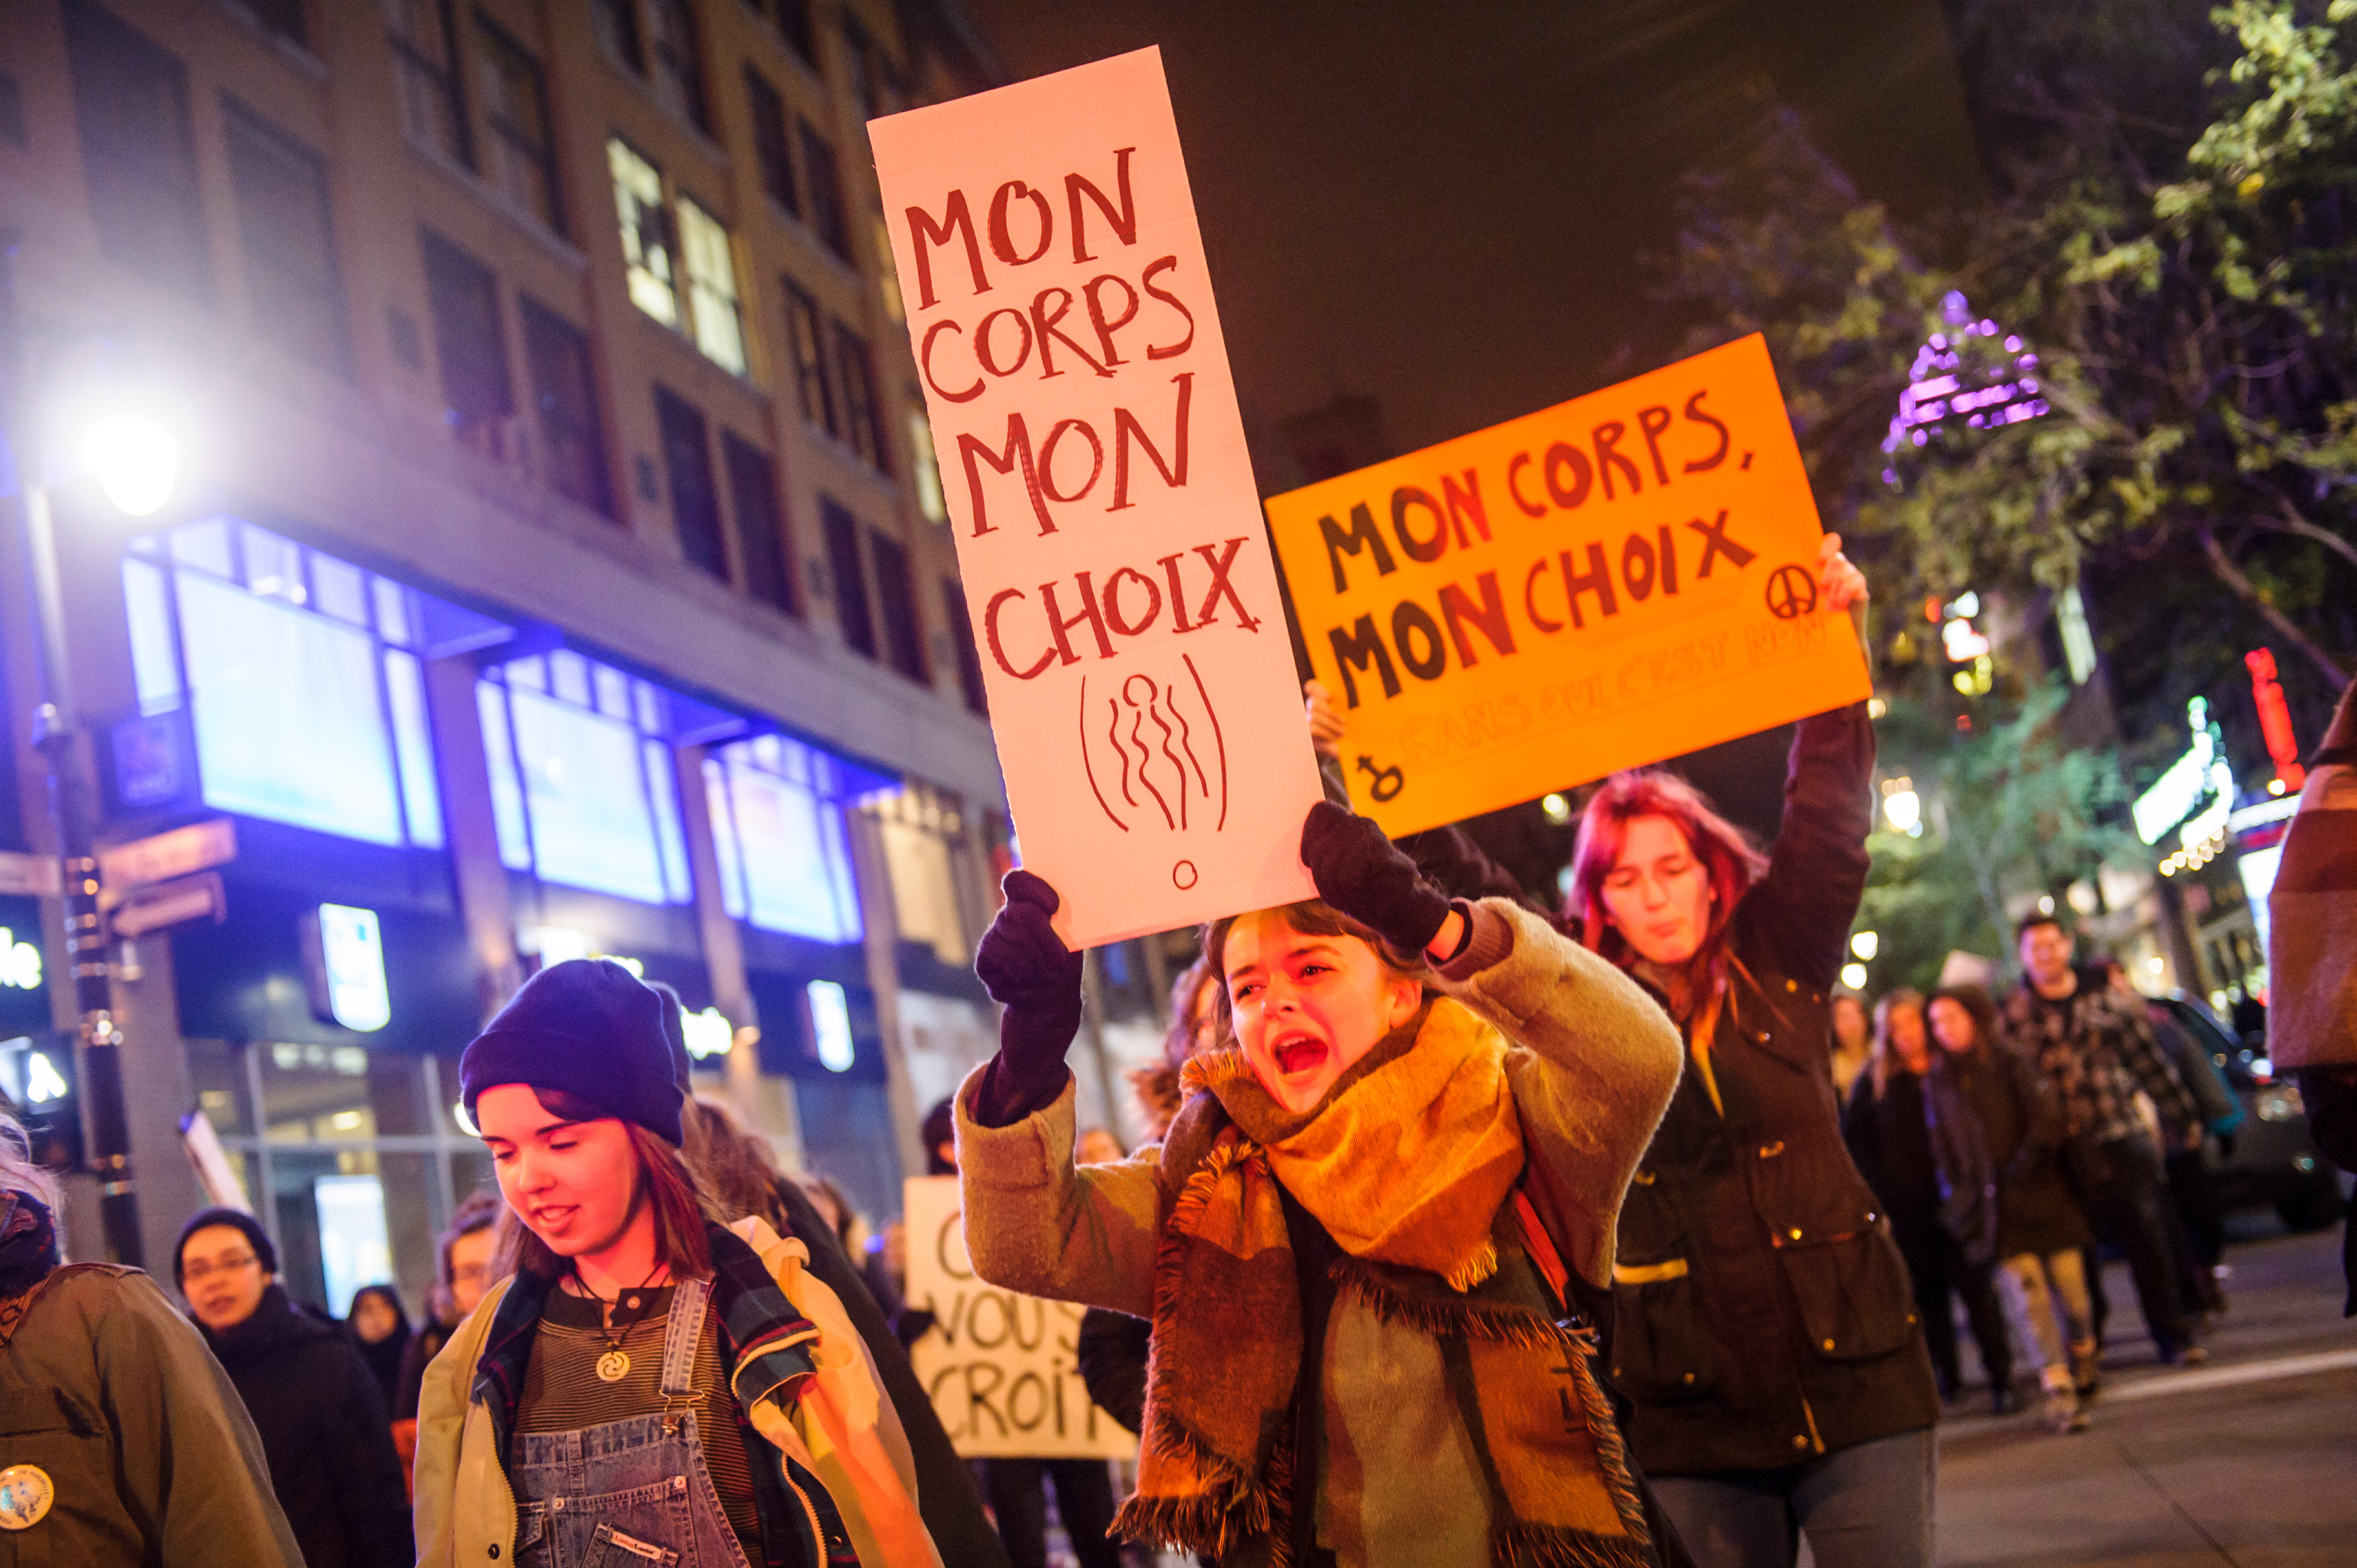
1310 392 1776 712
901 149 1265 681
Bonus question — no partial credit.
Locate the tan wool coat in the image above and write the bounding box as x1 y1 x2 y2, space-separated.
955 900 1684 1567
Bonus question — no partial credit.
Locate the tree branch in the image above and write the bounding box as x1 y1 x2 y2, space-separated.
2199 525 2350 684
2259 495 2357 575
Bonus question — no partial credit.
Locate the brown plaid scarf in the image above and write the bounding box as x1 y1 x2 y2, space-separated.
1114 1000 1653 1567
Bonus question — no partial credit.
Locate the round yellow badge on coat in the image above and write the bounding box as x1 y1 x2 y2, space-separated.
0 1464 53 1529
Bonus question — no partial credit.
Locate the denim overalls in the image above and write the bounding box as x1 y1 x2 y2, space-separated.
510 1278 758 1568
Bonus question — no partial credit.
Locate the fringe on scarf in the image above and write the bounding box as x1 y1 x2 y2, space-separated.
1490 1518 1660 1568
1331 1255 1584 1349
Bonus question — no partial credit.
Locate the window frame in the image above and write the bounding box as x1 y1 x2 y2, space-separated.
941 578 987 715
796 116 851 259
744 64 797 217
645 0 711 132
821 497 876 658
721 431 797 616
654 386 731 582
831 319 887 473
60 0 213 301
220 94 353 376
419 227 515 451
783 276 836 437
385 0 469 166
867 528 927 684
519 297 615 519
609 135 680 328
469 12 563 234
676 195 747 375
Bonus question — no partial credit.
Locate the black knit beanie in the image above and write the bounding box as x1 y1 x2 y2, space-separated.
459 959 686 1144
174 1206 277 1285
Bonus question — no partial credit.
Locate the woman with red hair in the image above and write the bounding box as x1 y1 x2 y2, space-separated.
1568 536 1939 1568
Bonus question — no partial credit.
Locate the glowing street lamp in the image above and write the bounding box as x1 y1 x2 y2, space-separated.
80 411 181 517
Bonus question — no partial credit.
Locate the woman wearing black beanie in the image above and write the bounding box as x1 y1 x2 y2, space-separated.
411 958 941 1568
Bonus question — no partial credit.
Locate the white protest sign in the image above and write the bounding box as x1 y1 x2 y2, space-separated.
901 1175 1135 1459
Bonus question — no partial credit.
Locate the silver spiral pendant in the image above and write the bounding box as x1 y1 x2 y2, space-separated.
595 1349 631 1383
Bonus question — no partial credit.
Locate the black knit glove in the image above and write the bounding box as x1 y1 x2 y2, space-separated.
1300 801 1453 955
972 870 1084 1127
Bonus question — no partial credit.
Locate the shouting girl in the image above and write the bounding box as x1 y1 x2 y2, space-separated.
955 808 1684 1567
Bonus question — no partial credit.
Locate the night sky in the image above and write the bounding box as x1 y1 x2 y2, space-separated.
966 0 1986 465
965 1 1987 838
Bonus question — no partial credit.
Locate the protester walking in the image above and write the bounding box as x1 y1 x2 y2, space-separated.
1843 991 2013 1409
176 1208 413 1568
1924 984 2096 1431
2266 675 2357 1312
2000 916 2209 1364
1829 992 1872 1102
413 958 941 1568
394 1189 501 1423
0 1113 304 1565
1567 535 1940 1568
957 797 1686 1567
347 1282 413 1414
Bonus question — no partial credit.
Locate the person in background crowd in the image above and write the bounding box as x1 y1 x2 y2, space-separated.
1830 992 1873 1101
962 797 1686 1567
1925 984 2093 1432
1844 990 2013 1409
1076 1127 1126 1165
413 958 939 1568
800 1172 863 1257
2266 676 2357 1312
0 1113 303 1565
346 1282 411 1415
2104 958 2241 1318
1569 535 1939 1568
394 1189 501 1422
2001 916 2209 1365
175 1208 413 1568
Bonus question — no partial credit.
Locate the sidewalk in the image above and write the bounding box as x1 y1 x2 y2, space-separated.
1933 1224 2357 1567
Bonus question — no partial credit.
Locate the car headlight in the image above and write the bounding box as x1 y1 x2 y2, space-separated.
2255 1086 2304 1122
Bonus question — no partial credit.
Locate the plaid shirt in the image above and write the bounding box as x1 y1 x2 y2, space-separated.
2000 979 2200 1146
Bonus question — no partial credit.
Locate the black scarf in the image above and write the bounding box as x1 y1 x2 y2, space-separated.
0 1192 61 1349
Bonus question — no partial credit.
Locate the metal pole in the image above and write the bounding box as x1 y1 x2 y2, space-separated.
0 228 141 1265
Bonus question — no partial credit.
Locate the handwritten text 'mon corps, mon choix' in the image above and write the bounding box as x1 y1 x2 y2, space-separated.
1308 390 1784 710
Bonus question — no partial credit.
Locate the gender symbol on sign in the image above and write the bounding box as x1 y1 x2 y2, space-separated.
1764 564 1818 621
1077 654 1231 841
1354 756 1406 803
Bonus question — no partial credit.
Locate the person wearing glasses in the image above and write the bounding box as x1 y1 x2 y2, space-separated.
174 1208 413 1568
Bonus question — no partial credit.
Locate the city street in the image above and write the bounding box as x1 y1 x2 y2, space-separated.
1934 1219 2357 1567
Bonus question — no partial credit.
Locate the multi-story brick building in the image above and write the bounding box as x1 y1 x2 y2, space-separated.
0 0 1035 1309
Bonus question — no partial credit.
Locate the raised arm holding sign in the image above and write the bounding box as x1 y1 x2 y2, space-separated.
869 48 1322 947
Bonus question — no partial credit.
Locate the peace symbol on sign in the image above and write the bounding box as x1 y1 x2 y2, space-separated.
1764 564 1818 621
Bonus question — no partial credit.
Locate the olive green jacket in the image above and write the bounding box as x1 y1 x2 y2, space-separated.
0 1263 303 1566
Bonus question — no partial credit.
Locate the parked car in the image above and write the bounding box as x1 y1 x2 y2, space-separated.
2149 993 2349 1231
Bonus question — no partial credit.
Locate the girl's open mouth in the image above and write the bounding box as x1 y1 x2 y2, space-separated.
1273 1036 1327 1076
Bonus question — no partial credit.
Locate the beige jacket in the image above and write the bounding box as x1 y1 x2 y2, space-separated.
411 1216 941 1568
954 900 1682 1565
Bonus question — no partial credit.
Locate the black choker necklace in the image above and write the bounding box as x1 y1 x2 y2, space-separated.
569 1262 667 1382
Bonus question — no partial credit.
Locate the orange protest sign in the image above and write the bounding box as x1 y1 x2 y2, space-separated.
1265 335 1870 837
871 50 1321 946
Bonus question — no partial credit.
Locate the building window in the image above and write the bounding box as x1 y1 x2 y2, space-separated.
222 99 352 375
744 65 797 216
702 734 863 943
476 651 694 907
722 433 796 614
832 322 886 472
869 530 925 683
758 0 817 66
120 518 458 850
521 299 613 518
908 406 946 523
591 0 645 74
609 137 677 327
797 118 850 259
783 277 836 436
420 229 514 457
60 1 211 300
646 0 708 130
869 785 971 966
385 0 466 165
677 198 746 374
655 388 729 581
942 579 986 715
471 18 560 232
822 498 874 658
